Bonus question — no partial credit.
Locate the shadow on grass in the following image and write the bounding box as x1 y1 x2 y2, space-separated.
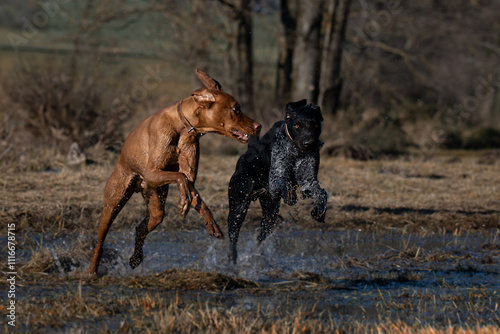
340 205 500 216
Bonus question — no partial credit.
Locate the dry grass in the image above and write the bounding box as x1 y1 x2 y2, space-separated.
89 269 259 291
4 260 499 334
6 284 499 333
1 150 499 235
1 151 499 333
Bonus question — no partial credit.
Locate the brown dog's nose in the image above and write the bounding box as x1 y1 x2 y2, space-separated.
254 122 262 134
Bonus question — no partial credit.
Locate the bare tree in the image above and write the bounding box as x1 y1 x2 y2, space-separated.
279 0 351 112
318 0 351 115
290 0 324 103
218 0 255 114
275 0 298 103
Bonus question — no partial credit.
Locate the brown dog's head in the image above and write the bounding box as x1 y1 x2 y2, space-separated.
190 69 261 143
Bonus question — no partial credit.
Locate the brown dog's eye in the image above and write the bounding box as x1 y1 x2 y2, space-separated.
232 106 241 115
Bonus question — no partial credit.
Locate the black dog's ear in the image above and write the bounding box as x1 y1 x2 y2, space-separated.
285 99 308 114
310 104 324 122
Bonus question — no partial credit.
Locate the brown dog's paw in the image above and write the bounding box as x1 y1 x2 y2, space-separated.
176 176 193 217
206 220 224 239
177 197 191 218
79 269 98 279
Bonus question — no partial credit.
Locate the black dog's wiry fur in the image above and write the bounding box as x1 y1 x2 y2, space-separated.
227 99 327 264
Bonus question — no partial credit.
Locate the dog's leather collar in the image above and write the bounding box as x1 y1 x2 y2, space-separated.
177 100 204 138
285 123 294 141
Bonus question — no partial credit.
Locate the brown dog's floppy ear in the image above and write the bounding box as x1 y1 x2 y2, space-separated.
196 69 224 91
192 88 216 108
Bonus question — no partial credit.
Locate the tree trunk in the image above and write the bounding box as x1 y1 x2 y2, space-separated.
275 0 298 104
235 0 254 114
319 0 351 115
218 0 254 114
190 0 211 87
291 0 325 104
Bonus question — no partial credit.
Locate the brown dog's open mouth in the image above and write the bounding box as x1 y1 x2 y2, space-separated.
230 129 250 143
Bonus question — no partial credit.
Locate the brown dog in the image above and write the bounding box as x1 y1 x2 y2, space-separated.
86 69 261 276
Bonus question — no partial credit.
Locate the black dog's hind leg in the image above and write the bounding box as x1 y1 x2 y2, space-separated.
228 174 253 264
257 193 280 243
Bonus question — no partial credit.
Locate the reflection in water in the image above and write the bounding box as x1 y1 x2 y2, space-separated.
3 225 498 327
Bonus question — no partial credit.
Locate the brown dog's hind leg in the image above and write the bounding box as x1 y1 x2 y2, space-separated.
189 184 224 239
87 168 135 276
129 186 168 269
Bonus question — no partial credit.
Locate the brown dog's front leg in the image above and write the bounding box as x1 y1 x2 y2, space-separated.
189 183 224 238
144 170 192 217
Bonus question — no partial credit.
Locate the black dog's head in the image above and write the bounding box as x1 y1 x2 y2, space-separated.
284 99 323 152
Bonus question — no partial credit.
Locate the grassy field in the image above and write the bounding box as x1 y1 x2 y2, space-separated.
1 149 499 333
1 5 499 332
1 149 499 234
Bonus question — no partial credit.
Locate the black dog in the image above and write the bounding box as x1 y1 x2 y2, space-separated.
227 99 327 264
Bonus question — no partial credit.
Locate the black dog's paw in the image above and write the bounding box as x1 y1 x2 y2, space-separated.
280 181 297 205
311 189 327 222
311 205 326 222
129 250 143 269
228 243 238 265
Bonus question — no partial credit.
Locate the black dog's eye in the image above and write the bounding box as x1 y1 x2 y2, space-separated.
295 124 300 129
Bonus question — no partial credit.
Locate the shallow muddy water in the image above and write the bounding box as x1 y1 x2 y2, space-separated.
3 224 499 331
61 227 500 317
95 225 498 281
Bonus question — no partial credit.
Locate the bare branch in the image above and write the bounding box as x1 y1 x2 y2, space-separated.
83 4 174 34
217 0 237 11
353 38 428 83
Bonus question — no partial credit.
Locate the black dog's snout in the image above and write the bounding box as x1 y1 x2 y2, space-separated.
303 138 314 146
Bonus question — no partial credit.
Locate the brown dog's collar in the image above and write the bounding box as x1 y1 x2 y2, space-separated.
177 100 204 138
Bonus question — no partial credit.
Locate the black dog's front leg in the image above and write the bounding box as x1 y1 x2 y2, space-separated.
296 156 327 222
303 181 327 222
269 147 297 205
271 177 297 205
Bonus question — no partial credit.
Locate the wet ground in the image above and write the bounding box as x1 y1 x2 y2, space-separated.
5 223 499 332
1 154 499 331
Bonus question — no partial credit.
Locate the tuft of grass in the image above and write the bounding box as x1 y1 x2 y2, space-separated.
89 269 259 292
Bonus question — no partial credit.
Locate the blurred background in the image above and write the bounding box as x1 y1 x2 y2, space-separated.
1 0 499 171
